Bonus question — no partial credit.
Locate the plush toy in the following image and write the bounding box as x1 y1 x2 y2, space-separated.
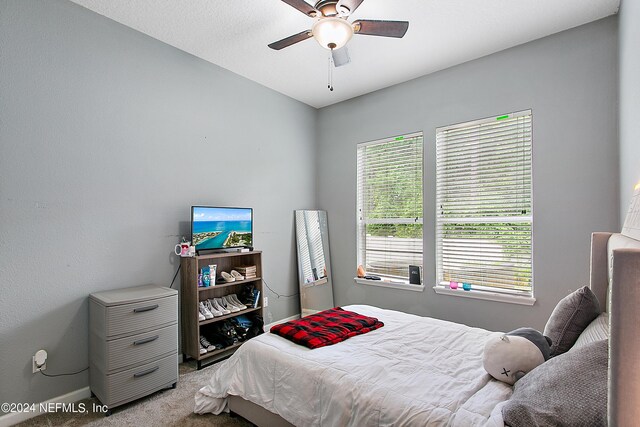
483 327 552 385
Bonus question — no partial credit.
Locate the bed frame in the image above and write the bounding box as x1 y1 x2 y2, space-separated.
228 231 640 426
229 395 293 427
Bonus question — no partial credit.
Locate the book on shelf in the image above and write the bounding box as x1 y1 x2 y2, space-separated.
235 265 257 279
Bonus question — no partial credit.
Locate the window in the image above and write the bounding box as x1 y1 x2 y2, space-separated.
436 111 532 296
357 132 423 281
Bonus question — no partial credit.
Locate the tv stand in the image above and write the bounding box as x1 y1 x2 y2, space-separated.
180 251 263 369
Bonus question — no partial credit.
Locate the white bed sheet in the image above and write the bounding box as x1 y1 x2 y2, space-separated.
194 305 510 426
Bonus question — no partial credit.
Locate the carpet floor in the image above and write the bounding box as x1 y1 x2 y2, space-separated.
17 361 252 427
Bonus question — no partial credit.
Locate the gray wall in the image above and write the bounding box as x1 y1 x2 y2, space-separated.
619 0 640 222
317 17 619 333
0 0 314 407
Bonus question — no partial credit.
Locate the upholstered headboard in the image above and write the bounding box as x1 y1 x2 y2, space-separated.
590 187 640 426
589 232 640 312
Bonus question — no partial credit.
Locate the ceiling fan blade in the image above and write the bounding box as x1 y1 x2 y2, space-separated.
336 0 365 16
353 20 409 38
268 30 312 50
280 0 319 17
332 46 351 67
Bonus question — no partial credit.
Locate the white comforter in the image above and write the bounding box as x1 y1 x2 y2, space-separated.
194 305 511 426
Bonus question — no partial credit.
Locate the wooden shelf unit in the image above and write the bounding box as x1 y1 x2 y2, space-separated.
180 251 263 369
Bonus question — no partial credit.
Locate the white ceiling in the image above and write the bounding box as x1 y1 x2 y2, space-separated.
70 0 619 108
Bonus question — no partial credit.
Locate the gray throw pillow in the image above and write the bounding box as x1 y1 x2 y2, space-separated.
543 286 600 357
502 339 608 427
571 312 609 351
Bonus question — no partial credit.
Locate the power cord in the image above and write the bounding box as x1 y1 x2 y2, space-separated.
262 278 299 299
169 265 181 289
39 367 89 377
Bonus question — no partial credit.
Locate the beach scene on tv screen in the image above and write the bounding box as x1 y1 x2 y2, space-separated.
193 207 252 250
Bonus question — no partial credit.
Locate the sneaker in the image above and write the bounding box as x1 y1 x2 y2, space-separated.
199 302 213 320
199 343 207 355
229 294 247 310
230 270 245 281
223 295 242 313
205 299 223 317
199 335 215 352
221 296 240 313
223 295 243 311
221 271 235 283
198 311 205 321
213 298 231 315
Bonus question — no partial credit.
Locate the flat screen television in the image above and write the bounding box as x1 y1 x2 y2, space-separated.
191 206 253 252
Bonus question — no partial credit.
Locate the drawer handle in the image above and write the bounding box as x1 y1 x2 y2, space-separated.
133 366 159 378
133 304 159 313
133 335 159 346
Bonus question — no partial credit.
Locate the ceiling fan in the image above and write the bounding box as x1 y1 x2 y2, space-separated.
268 0 409 68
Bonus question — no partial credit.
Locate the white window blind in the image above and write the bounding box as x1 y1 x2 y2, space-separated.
357 133 423 280
436 111 532 295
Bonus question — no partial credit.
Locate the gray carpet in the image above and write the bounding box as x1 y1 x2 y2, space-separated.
17 361 252 427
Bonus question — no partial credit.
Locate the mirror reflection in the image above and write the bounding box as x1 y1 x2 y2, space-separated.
295 210 334 316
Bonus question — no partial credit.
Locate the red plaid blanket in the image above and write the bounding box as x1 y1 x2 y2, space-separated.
270 307 384 349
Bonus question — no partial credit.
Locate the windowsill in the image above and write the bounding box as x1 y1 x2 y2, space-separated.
355 277 425 292
432 286 536 306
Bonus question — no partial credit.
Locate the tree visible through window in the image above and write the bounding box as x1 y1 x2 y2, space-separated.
357 133 423 280
436 111 533 295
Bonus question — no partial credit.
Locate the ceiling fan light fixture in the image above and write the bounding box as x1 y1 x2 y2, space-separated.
311 17 353 50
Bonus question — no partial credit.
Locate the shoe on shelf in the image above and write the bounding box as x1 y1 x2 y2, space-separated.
220 296 239 313
224 295 245 311
221 271 235 283
221 296 241 313
199 335 215 352
198 311 205 322
205 299 223 317
229 294 247 310
213 298 231 315
199 343 207 355
199 302 214 320
230 270 245 281
222 295 240 311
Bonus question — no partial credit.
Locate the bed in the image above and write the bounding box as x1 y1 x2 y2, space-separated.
195 304 511 426
194 228 640 426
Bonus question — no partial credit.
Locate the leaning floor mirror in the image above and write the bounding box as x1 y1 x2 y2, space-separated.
295 210 334 317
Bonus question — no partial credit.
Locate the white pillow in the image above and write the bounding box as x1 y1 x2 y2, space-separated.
570 312 609 350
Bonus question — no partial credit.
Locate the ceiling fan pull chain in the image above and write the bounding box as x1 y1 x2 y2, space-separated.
328 53 334 91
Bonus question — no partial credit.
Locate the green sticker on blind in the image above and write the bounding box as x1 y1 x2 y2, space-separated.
395 136 405 140
496 115 509 121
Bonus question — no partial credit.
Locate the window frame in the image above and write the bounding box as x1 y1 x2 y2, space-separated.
434 110 534 303
355 131 425 290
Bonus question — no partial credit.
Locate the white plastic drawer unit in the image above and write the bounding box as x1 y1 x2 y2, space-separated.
89 284 178 415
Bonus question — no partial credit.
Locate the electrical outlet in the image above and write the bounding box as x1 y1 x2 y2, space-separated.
264 296 268 307
33 349 47 373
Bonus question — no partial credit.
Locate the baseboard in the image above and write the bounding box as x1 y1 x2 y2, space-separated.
0 386 91 427
264 313 300 331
